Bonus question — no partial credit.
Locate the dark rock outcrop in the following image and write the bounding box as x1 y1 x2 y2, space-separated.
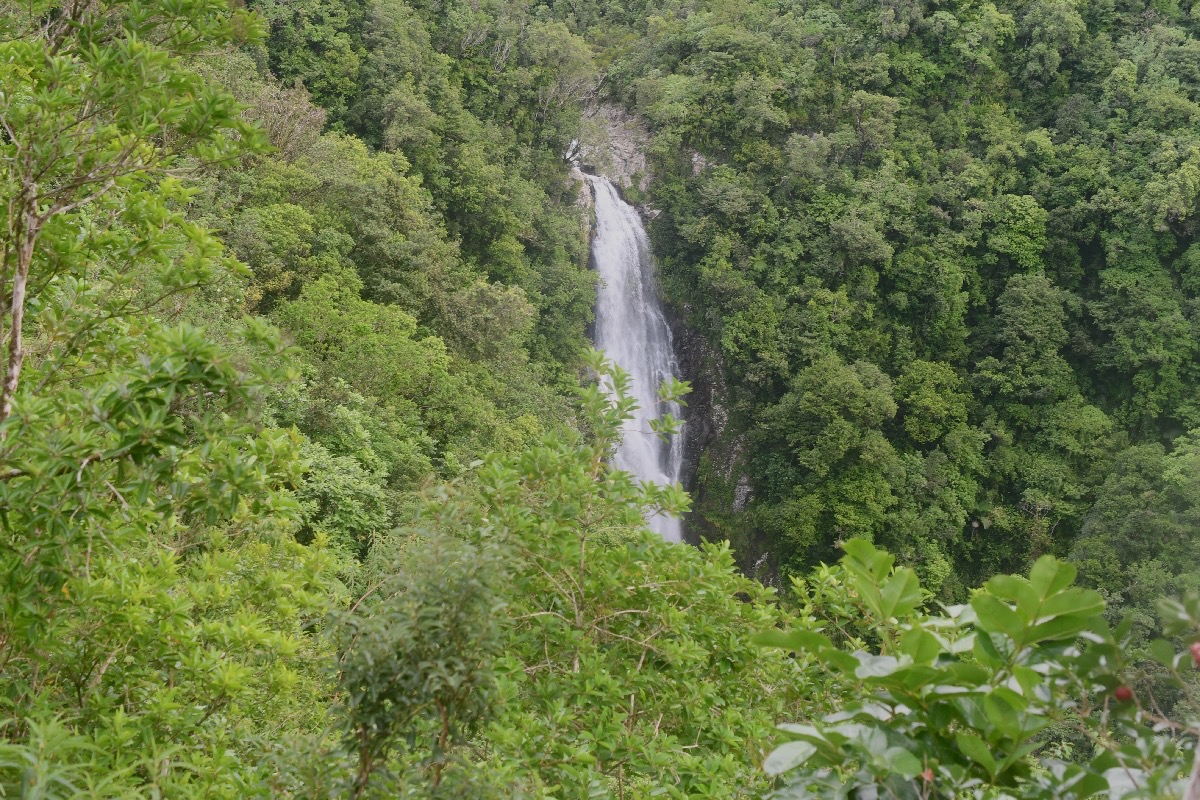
662 304 780 586
577 104 652 194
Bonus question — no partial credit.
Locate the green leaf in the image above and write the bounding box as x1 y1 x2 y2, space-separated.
1148 638 1178 668
752 629 832 653
843 538 891 572
854 652 905 678
955 732 997 777
1024 610 1100 646
944 661 991 687
899 628 944 663
1035 588 1105 622
883 746 923 778
764 741 817 776
1157 595 1199 636
986 574 1029 603
983 688 1026 741
1028 556 1076 598
971 594 1024 639
879 567 922 618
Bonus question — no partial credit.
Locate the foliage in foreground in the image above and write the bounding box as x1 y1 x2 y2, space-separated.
760 541 1200 798
315 352 805 798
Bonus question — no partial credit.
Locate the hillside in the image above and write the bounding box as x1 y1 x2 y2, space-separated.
1 0 1199 796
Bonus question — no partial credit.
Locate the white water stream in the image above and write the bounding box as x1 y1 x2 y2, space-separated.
586 174 685 542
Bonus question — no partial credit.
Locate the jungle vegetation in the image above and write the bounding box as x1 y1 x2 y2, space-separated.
1 0 1199 796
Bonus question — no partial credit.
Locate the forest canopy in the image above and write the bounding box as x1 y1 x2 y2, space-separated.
1 0 1199 796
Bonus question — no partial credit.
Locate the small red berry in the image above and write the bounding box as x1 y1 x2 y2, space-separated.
920 768 934 782
1190 641 1200 667
1114 685 1134 703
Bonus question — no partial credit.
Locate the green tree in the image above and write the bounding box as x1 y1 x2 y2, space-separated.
336 535 502 797
1071 434 1200 644
754 353 901 565
254 0 364 119
0 0 265 424
759 540 1196 798
0 3 341 794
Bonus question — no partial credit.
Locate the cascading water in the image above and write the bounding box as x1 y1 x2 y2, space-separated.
586 173 685 542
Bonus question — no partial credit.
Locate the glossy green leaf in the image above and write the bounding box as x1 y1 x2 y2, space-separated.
764 741 818 776
955 732 997 777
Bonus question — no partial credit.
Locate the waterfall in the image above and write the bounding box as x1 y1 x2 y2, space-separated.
586 174 685 542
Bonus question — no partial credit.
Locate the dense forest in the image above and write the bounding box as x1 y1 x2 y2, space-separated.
2 0 1200 796
616 0 1200 612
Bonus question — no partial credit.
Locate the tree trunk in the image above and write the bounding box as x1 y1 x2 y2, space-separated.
0 220 36 427
353 728 374 800
1185 740 1200 800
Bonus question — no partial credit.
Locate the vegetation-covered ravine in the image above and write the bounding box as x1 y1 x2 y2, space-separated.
2 0 1200 796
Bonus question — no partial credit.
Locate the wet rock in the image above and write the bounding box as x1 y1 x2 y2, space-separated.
570 164 593 211
733 475 753 512
663 302 780 586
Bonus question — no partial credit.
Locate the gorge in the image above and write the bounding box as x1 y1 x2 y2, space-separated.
586 173 686 542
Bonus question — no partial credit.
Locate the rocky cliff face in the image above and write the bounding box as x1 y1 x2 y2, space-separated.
570 165 593 216
664 306 779 585
576 104 652 195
